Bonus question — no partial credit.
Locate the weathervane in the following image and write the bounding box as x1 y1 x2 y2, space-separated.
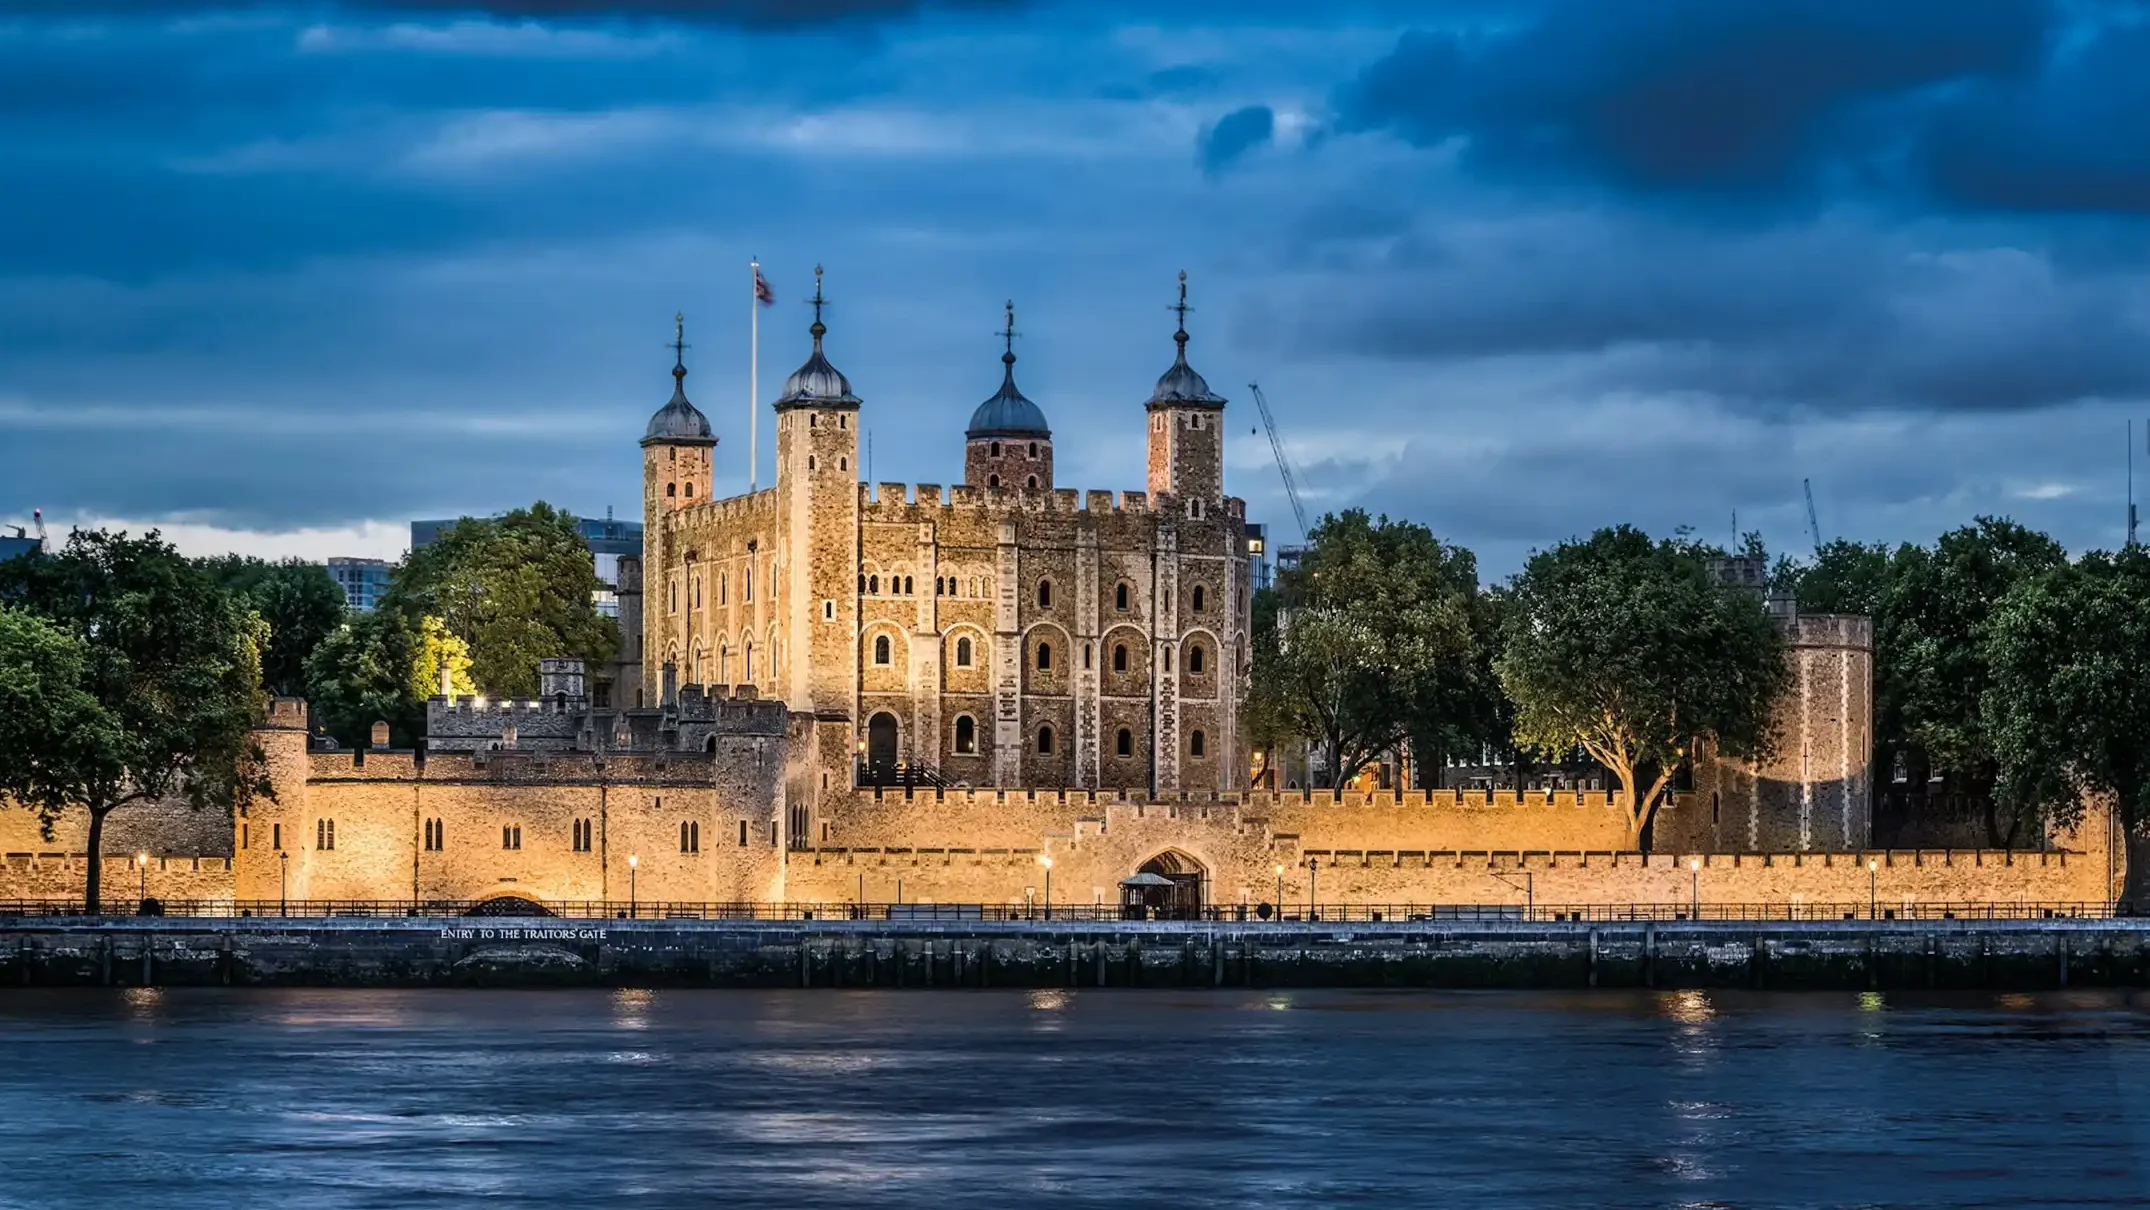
1170 269 1192 355
999 300 1020 364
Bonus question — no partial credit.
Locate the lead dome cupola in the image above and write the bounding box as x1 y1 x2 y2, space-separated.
1146 270 1227 408
967 300 1050 439
642 312 716 445
775 265 861 409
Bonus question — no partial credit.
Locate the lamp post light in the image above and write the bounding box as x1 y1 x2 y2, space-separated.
1867 857 1879 919
1689 857 1701 920
628 854 639 918
136 851 149 907
1273 864 1284 914
1307 856 1320 921
1038 854 1053 920
278 850 288 917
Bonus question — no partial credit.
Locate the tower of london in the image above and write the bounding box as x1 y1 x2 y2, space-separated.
621 268 1253 794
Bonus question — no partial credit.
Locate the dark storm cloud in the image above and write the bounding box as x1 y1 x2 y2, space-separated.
0 0 1020 25
1258 209 2150 414
1331 0 2052 200
1198 104 1274 173
1916 21 2150 214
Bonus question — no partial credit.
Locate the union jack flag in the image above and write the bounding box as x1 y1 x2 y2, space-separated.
753 265 774 306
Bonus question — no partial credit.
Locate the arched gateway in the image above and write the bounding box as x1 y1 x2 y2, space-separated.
1120 850 1205 920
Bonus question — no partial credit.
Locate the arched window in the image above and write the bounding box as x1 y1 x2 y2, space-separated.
860 573 867 593
1115 583 1130 611
874 634 892 665
1116 728 1132 757
1188 644 1205 674
1192 585 1205 612
680 820 699 853
839 456 847 471
869 574 879 594
810 414 818 428
744 640 755 681
684 482 695 498
1037 725 1054 754
954 715 977 754
808 455 817 470
1190 730 1206 757
991 441 1002 456
1112 644 1128 673
1037 580 1052 608
1083 643 1093 669
1028 442 1038 457
1188 498 1199 519
1164 647 1173 673
955 636 973 667
1036 641 1052 670
936 577 944 595
1026 476 1037 489
903 575 913 595
666 482 677 497
988 474 1000 488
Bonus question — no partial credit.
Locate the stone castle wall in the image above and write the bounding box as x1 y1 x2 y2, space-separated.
0 763 2116 909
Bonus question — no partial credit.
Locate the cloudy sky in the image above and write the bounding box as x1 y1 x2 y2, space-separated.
5 0 2147 576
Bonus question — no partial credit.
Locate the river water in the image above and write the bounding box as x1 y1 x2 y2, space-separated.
1 988 2146 1208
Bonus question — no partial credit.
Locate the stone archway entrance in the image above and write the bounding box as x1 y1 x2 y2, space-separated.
866 712 899 770
1121 850 1205 920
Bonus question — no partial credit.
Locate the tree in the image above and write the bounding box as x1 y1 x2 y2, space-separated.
1246 510 1482 789
383 502 616 697
0 607 127 841
197 555 348 697
1985 546 2150 903
0 531 270 912
1496 525 1785 847
1771 539 1895 616
1881 518 2065 844
304 612 473 750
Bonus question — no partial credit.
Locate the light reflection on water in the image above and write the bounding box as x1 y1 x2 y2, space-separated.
0 989 2147 1209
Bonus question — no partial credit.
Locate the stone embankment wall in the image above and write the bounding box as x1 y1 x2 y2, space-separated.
2 917 2144 991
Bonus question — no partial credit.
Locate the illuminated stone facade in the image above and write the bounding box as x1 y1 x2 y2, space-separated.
633 273 1252 795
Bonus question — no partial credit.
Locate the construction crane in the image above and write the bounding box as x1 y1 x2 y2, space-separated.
1247 383 1310 544
1803 479 1823 555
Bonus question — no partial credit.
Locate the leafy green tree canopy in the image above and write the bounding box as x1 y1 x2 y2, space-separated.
381 502 616 698
1985 546 2150 903
0 531 270 911
304 612 473 750
1247 510 1484 788
1495 525 1785 845
197 555 348 697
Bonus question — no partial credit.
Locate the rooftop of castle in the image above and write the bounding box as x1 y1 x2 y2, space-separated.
967 300 1050 439
643 313 715 446
1146 271 1226 409
775 265 861 410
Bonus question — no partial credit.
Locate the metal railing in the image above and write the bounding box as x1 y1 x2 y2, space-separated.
0 899 2130 923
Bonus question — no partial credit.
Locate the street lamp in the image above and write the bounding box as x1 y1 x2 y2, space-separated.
1038 854 1053 919
1867 857 1879 919
1273 864 1284 914
135 851 149 906
1307 856 1320 921
1689 857 1701 919
628 854 639 917
278 850 288 917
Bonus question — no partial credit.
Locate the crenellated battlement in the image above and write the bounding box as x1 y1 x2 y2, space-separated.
856 481 1181 520
668 486 779 530
1784 613 1873 649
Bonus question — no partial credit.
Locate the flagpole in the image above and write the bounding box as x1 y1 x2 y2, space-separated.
749 257 760 493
